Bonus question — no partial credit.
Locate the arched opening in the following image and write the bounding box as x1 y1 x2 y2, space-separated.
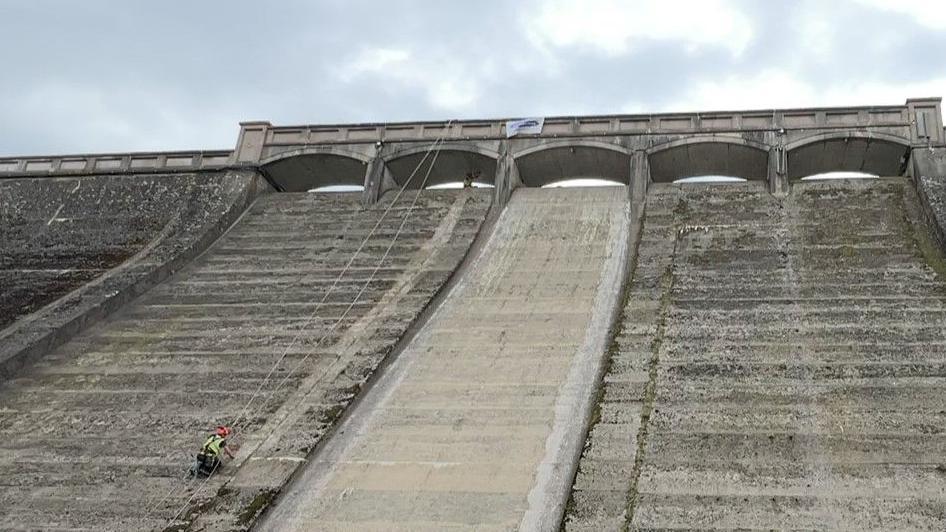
648 140 768 183
515 144 630 188
426 181 495 190
542 178 625 188
386 148 498 189
673 175 748 184
786 135 909 180
308 185 365 192
799 171 878 181
262 152 368 192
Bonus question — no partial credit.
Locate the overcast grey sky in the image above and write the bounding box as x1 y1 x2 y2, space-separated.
2 0 945 156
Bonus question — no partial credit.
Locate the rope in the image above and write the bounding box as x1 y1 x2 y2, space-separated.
248 129 447 428
159 122 453 527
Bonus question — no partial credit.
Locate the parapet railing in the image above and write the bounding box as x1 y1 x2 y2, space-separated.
0 150 233 178
258 106 914 144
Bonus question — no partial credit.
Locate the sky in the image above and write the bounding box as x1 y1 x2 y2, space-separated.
2 0 946 157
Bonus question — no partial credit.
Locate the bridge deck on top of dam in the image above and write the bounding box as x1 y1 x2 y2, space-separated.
258 186 628 531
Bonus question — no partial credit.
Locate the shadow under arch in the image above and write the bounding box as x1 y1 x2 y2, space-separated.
647 137 770 183
385 144 499 189
260 147 371 192
513 140 631 187
784 131 911 180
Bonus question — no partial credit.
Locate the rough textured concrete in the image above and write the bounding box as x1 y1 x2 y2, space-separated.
912 147 946 251
0 171 263 380
0 189 490 531
565 178 946 531
259 186 628 532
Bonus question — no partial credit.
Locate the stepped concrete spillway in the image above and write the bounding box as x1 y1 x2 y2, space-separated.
0 171 262 379
259 186 629 531
2 100 946 531
565 178 946 530
0 189 490 530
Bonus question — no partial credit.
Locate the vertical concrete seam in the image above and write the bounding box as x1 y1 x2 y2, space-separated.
622 198 682 531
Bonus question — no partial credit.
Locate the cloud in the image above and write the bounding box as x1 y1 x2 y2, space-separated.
339 48 411 82
335 47 482 112
1 1 945 156
526 0 754 57
852 0 946 30
671 70 946 111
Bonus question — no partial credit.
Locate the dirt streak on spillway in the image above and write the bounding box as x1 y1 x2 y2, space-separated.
259 186 629 531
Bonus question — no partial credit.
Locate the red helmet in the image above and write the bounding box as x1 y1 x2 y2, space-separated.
216 426 231 437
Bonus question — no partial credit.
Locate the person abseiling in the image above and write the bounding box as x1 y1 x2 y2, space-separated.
191 426 236 477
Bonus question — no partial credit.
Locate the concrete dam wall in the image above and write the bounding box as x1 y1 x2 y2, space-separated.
565 179 946 530
0 187 491 530
2 100 946 531
0 171 263 380
3 175 946 531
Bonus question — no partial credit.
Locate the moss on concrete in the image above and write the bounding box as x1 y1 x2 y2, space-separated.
236 488 278 526
623 200 683 532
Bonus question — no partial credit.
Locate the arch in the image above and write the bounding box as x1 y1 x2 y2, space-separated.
673 176 748 184
647 136 770 183
513 140 631 187
260 147 371 192
542 178 626 188
784 131 911 180
384 144 499 189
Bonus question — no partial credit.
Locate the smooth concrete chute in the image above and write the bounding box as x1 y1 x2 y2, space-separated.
648 138 769 183
261 150 370 192
514 142 631 187
385 146 499 189
785 132 910 180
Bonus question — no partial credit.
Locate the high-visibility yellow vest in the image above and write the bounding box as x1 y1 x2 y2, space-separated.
202 435 225 457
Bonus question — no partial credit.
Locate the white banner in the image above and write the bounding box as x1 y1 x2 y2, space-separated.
505 117 544 138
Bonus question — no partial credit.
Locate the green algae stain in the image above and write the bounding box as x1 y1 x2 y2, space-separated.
236 488 279 526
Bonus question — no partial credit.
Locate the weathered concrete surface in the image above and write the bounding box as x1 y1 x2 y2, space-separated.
565 178 946 530
0 171 264 380
912 147 946 251
259 186 629 531
0 189 490 531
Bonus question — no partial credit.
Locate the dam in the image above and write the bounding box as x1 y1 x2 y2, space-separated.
1 98 946 530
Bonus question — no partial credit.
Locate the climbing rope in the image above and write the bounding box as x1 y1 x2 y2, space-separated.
159 122 455 527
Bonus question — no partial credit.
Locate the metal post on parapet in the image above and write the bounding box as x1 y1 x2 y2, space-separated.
230 121 271 165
